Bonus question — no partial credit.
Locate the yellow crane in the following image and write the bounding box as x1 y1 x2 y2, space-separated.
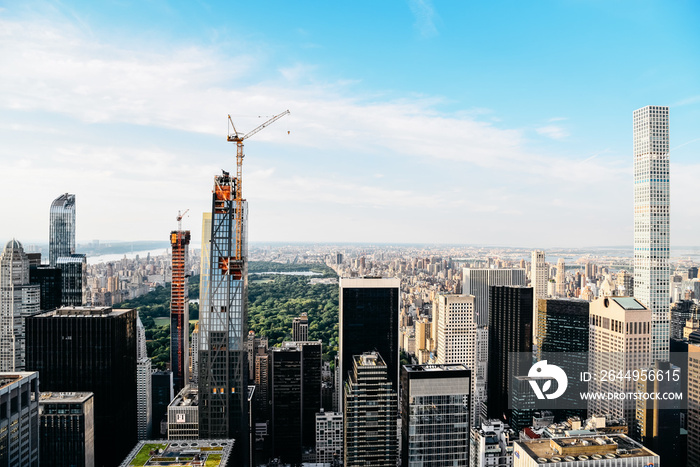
227 110 290 260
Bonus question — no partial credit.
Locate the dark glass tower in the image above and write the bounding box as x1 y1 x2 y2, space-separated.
270 341 322 463
199 172 248 458
29 265 62 311
339 277 400 396
39 392 95 467
26 307 137 467
170 229 191 393
55 255 86 306
487 285 532 422
49 193 75 268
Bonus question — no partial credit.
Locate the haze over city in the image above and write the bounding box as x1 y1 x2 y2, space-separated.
1 1 699 247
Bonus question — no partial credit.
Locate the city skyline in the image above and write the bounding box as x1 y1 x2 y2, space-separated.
1 2 699 247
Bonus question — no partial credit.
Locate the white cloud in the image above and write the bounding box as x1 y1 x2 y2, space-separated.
536 125 569 140
408 0 438 38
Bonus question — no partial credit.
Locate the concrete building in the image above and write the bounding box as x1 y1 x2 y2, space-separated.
633 105 670 362
190 322 199 385
470 419 515 467
39 391 95 467
0 372 40 467
401 364 471 465
167 385 199 440
588 297 651 429
513 434 658 466
315 409 342 464
136 357 153 440
344 352 398 467
0 240 40 372
435 294 481 426
136 316 147 361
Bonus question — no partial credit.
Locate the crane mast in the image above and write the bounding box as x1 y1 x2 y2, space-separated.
227 110 289 260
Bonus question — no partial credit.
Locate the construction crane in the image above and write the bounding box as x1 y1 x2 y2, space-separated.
227 109 290 259
176 209 189 231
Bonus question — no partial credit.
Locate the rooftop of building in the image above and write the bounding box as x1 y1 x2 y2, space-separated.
36 306 134 318
0 372 37 390
517 434 657 462
119 440 233 467
403 363 470 373
354 352 386 367
609 297 646 310
168 386 198 408
39 392 93 404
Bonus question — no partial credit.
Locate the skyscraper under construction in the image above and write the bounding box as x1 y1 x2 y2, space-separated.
170 228 191 394
198 171 249 455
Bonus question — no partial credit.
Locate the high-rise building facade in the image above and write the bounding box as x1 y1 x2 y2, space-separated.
151 370 173 438
344 352 398 467
292 312 309 342
190 322 200 385
633 105 670 362
315 409 342 464
49 193 76 268
339 277 400 395
0 372 40 467
530 251 547 340
401 364 471 465
487 286 533 422
588 297 651 429
463 268 525 424
270 341 322 463
555 258 565 297
170 229 191 393
167 386 199 440
56 255 87 306
434 294 481 427
462 268 527 328
198 172 249 457
136 357 153 440
0 240 40 372
26 307 137 467
28 264 62 312
688 343 700 466
39 391 95 467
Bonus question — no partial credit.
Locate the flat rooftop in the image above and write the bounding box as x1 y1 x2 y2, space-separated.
168 387 198 408
403 364 469 373
518 434 657 462
119 440 233 467
39 392 93 404
0 372 37 391
37 306 133 318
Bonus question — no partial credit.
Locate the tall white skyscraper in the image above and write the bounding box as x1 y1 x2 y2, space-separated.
0 240 40 371
633 105 670 362
435 294 480 426
530 250 547 340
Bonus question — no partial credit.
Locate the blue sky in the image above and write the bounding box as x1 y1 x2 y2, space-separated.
1 1 699 247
